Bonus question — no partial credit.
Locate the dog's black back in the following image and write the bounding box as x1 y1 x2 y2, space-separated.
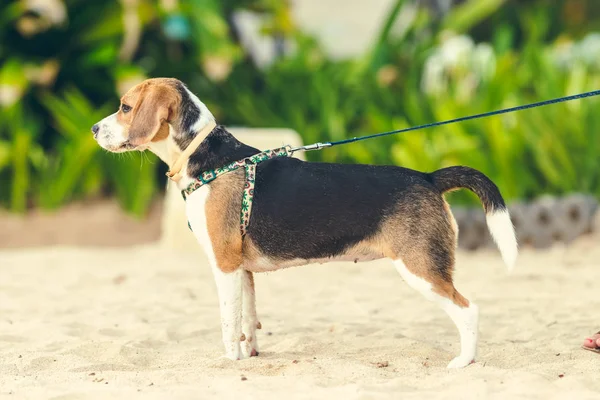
249 157 436 260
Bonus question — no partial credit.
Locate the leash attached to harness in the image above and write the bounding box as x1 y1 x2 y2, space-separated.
181 146 292 236
287 89 600 154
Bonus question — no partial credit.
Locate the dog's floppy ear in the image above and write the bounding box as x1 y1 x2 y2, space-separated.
128 84 177 146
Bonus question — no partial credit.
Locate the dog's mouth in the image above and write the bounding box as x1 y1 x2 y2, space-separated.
108 141 150 153
100 141 136 153
119 141 136 150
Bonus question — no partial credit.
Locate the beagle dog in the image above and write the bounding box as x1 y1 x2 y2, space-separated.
92 78 518 368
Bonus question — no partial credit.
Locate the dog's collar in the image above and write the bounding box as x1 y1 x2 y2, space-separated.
182 146 292 237
166 120 218 182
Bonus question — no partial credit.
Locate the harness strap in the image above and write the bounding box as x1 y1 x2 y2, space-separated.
240 163 256 237
182 146 291 237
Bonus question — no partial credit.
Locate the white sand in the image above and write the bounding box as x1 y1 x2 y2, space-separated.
1 240 599 399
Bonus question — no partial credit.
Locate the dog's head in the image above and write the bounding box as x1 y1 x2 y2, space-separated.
91 78 183 153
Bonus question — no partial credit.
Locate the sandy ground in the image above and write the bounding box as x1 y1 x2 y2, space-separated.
1 238 600 399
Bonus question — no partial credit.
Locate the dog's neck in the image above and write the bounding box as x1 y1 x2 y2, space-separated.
147 85 258 189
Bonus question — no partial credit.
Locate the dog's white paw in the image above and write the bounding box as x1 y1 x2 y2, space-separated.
240 321 260 358
240 336 259 358
447 356 475 369
220 342 243 361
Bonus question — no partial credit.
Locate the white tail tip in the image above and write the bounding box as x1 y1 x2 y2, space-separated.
486 208 518 271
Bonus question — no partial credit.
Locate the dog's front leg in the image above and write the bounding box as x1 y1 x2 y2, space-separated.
211 265 244 360
241 270 260 357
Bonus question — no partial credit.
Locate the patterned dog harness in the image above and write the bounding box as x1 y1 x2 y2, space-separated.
181 146 292 237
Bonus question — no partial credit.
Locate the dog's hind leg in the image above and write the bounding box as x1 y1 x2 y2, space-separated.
241 270 260 358
386 194 479 368
393 257 479 368
387 200 478 368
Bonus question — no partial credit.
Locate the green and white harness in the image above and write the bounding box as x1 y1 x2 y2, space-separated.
180 146 292 237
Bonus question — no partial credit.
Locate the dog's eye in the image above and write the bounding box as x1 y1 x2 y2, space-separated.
121 104 132 113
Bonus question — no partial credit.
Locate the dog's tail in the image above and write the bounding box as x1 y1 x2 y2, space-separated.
429 166 518 271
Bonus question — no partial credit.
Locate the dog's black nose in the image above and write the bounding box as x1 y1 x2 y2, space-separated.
91 124 99 138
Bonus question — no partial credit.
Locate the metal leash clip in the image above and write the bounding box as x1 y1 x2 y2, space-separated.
289 142 332 153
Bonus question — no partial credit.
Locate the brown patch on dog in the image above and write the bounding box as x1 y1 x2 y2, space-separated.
204 170 247 273
240 236 267 268
374 186 470 308
117 78 182 146
443 282 470 307
340 238 389 261
152 122 170 142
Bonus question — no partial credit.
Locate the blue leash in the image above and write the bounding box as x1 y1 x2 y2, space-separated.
290 89 600 153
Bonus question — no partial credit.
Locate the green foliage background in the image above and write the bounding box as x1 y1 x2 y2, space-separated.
1 0 600 216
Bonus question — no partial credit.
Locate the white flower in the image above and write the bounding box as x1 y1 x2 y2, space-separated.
551 33 600 71
420 34 497 96
422 54 447 95
576 33 600 69
439 35 474 72
0 85 24 108
23 0 67 25
471 43 496 81
17 0 67 36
